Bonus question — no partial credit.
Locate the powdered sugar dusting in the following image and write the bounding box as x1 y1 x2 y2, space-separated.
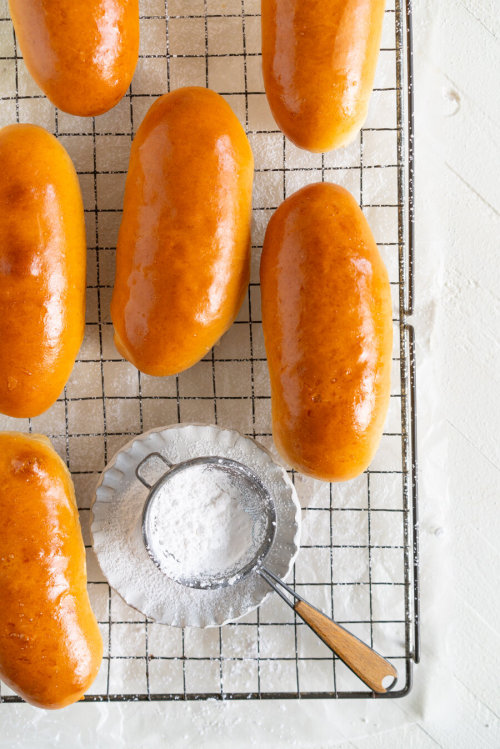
149 464 255 581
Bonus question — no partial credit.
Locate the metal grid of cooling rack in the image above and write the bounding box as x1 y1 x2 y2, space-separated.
0 0 418 701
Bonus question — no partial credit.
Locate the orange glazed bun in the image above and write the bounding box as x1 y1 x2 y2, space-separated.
0 433 102 709
0 124 86 418
261 0 386 152
260 183 392 482
111 87 254 377
9 0 139 116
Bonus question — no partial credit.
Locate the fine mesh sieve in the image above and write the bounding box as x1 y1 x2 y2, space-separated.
138 454 277 590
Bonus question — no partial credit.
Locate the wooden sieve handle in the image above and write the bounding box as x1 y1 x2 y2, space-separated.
294 600 397 694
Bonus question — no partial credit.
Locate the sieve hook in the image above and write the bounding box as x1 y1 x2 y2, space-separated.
135 452 173 489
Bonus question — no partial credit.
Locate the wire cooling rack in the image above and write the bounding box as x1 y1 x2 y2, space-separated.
0 0 417 700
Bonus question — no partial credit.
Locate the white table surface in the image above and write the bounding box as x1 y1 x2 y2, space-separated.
1 1 499 746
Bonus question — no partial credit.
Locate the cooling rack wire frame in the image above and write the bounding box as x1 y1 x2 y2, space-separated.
0 0 418 701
